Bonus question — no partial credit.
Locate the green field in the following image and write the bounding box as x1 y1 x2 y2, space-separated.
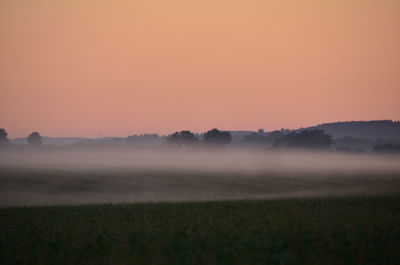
1 195 400 265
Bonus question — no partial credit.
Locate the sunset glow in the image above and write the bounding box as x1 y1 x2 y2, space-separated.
1 0 399 137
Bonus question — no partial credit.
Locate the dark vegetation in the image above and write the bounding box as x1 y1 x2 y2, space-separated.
203 128 232 146
1 195 400 265
0 128 9 146
240 129 283 146
373 143 400 154
274 129 333 150
167 130 199 148
27 132 43 146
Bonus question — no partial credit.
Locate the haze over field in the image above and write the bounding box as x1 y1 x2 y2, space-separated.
1 149 399 207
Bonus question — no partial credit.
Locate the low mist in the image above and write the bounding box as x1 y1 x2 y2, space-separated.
1 148 399 207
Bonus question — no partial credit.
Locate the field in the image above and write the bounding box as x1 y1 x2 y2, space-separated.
1 195 400 265
1 149 400 264
1 149 400 206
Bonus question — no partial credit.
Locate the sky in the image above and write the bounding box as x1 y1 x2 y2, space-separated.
1 0 399 138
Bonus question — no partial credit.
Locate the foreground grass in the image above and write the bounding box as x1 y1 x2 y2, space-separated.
1 196 400 265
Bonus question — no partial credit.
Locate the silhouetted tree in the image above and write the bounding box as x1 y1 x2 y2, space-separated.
372 143 400 154
203 129 232 146
27 132 43 146
274 129 333 150
167 130 198 147
0 128 9 146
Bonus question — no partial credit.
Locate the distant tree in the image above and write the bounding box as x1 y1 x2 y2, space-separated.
267 130 285 141
372 143 400 154
241 130 289 147
274 129 333 150
27 132 43 146
167 130 198 148
125 134 163 146
242 132 269 145
0 128 10 146
203 128 232 146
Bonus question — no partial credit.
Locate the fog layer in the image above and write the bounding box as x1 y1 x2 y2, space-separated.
1 149 399 207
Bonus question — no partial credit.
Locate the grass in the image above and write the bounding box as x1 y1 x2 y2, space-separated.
1 195 400 265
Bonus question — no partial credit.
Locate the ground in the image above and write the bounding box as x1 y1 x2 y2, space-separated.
1 195 400 265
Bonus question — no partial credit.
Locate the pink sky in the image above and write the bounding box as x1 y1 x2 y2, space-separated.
1 0 399 138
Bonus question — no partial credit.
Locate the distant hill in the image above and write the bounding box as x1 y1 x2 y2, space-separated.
304 120 400 140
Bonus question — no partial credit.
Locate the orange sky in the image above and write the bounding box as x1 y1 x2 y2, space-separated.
1 0 399 138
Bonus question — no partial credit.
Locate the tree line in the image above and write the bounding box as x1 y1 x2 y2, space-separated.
166 129 232 148
1 127 399 153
